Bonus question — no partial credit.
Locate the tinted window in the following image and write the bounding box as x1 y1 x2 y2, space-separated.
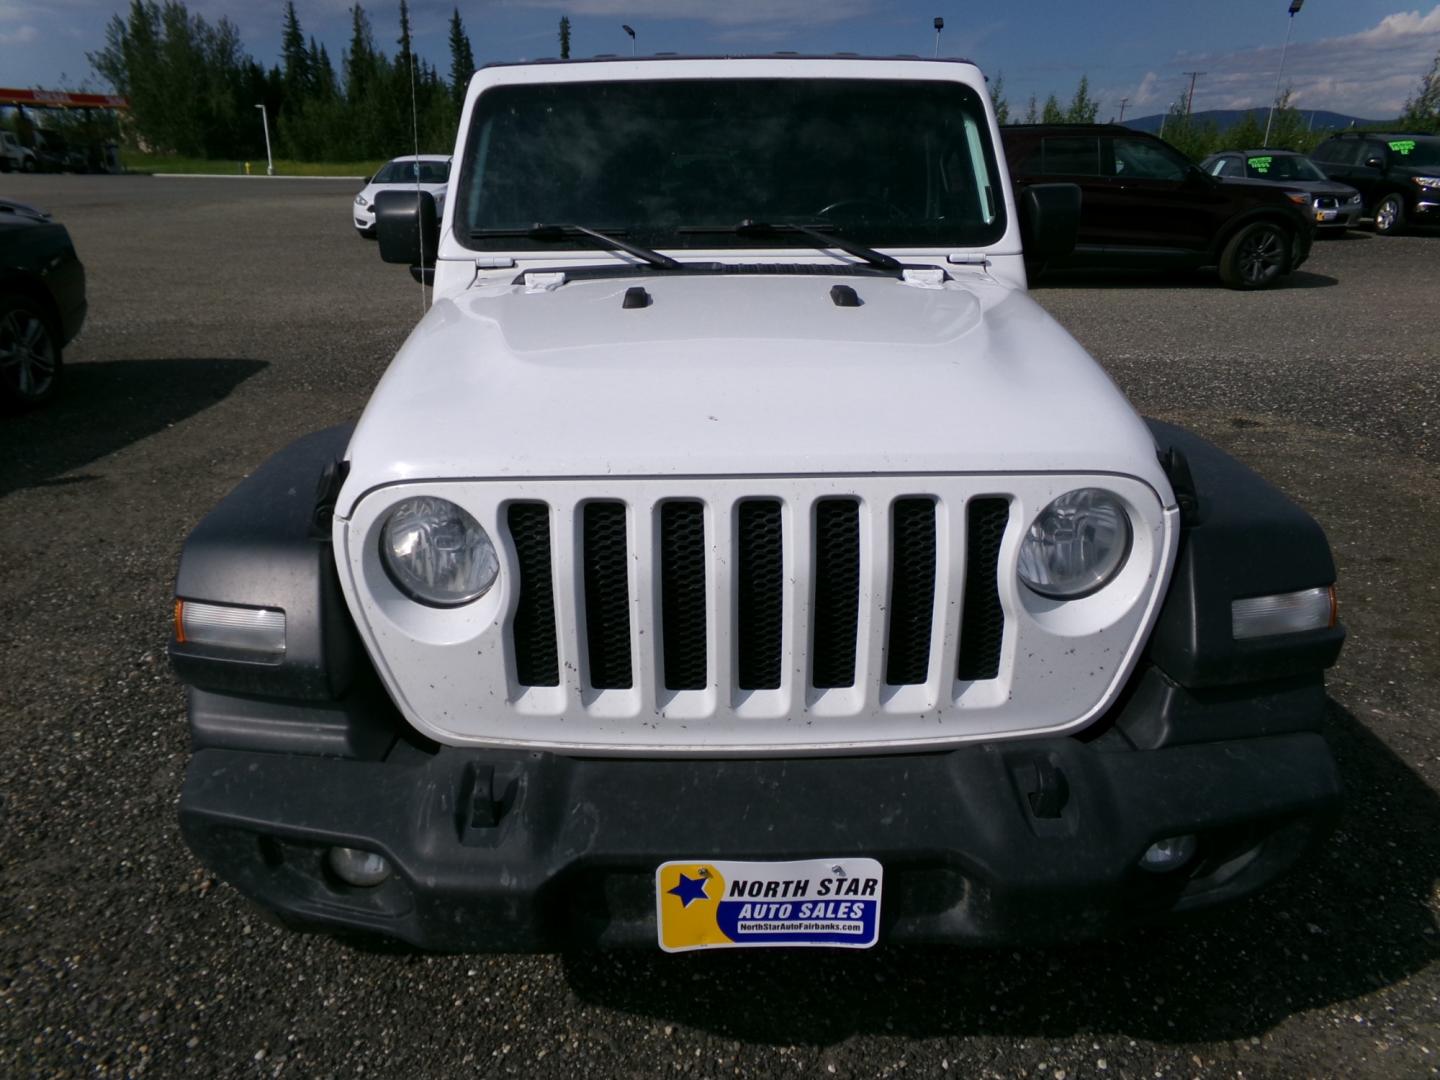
1040 137 1101 176
1387 137 1440 166
1109 137 1188 181
1311 140 1342 163
1213 157 1244 177
1245 154 1326 181
375 160 450 184
459 78 1006 251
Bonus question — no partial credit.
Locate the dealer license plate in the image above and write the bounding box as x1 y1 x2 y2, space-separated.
655 857 883 952
1316 210 1338 222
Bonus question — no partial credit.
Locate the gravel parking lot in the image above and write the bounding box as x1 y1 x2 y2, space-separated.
1 175 1437 1079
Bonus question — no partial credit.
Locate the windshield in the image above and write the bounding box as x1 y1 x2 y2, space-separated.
1387 138 1440 167
374 160 450 184
458 78 1005 251
1244 154 1326 181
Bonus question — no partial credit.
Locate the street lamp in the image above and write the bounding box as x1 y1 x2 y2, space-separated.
1264 0 1305 147
254 103 274 176
933 17 944 58
622 24 636 56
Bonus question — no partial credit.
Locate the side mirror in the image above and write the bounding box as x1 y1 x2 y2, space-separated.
1019 182 1081 260
1364 156 1386 170
375 189 439 268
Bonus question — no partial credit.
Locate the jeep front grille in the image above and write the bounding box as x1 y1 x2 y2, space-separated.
339 473 1175 755
511 492 1000 697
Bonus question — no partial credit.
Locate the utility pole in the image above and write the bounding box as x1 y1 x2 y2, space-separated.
1182 72 1205 116
1264 0 1305 146
1117 97 1129 123
1160 101 1175 137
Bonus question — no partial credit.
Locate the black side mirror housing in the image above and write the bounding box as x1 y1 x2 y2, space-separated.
1019 182 1081 260
1363 156 1386 170
375 189 439 267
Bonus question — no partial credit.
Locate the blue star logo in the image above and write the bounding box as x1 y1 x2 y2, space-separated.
667 871 709 908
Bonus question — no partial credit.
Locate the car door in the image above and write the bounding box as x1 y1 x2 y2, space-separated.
1316 139 1374 203
1027 135 1110 255
1092 135 1221 256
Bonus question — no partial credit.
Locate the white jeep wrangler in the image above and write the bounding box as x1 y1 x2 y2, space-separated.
172 57 1343 952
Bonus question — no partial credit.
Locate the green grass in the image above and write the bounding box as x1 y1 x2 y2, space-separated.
120 151 382 177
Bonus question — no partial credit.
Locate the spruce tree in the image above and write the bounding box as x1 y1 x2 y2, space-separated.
448 8 476 108
559 16 572 60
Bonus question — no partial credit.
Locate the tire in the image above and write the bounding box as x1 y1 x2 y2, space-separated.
1218 221 1290 290
0 297 62 409
1373 193 1405 236
20 156 35 173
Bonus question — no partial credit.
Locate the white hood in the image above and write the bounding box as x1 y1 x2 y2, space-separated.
338 269 1171 515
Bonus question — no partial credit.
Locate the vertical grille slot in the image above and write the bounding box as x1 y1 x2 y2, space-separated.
582 502 633 690
811 499 861 689
886 498 938 686
957 497 1010 681
660 501 708 691
736 500 784 690
507 503 560 687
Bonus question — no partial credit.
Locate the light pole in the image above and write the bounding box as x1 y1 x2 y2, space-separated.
1117 97 1129 122
254 103 274 176
1264 0 1305 147
1159 101 1174 137
622 24 636 56
933 17 944 58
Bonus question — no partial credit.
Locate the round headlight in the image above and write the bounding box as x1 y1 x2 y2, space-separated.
1017 488 1132 599
380 497 499 606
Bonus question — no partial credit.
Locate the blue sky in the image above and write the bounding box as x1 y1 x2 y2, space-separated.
3 1 1439 119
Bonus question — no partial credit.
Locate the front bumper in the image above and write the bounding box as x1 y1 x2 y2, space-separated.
180 728 1339 952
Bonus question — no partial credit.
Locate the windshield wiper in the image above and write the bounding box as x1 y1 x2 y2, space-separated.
679 220 902 272
470 223 682 270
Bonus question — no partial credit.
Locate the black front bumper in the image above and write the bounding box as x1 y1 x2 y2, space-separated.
180 730 1339 952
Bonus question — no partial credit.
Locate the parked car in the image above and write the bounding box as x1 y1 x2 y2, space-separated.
352 155 451 237
0 199 87 409
1001 124 1315 288
0 131 37 173
1201 149 1362 231
1310 131 1440 235
172 57 1344 953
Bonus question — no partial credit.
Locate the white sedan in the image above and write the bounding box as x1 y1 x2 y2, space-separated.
353 155 451 237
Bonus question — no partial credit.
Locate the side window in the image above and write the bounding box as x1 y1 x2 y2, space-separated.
1109 137 1189 181
1311 141 1339 163
1363 142 1390 166
1039 137 1100 176
1217 157 1244 178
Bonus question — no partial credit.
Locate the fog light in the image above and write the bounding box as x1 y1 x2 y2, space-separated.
174 599 285 660
326 846 392 887
1231 586 1335 640
1139 834 1198 873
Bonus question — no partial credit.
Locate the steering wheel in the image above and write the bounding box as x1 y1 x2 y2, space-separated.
813 197 906 223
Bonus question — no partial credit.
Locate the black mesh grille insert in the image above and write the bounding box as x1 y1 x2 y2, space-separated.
507 503 559 687
582 502 633 690
886 498 938 686
811 499 861 689
736 500 784 690
957 498 1010 681
660 501 707 691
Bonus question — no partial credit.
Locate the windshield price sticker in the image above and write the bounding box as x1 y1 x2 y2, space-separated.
1248 156 1273 173
656 858 883 952
1389 140 1415 155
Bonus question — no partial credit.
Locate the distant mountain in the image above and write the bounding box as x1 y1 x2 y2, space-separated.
1120 108 1393 134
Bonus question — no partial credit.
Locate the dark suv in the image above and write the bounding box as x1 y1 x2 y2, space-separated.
1002 124 1315 289
1310 131 1440 235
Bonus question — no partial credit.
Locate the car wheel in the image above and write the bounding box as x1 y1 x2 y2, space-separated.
20 156 35 173
0 298 62 409
1373 193 1405 236
1219 222 1290 290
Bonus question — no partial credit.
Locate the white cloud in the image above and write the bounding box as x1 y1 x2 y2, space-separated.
1162 4 1440 118
0 23 37 44
495 0 879 30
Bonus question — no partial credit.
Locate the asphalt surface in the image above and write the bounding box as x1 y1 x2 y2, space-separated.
1 175 1437 1079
